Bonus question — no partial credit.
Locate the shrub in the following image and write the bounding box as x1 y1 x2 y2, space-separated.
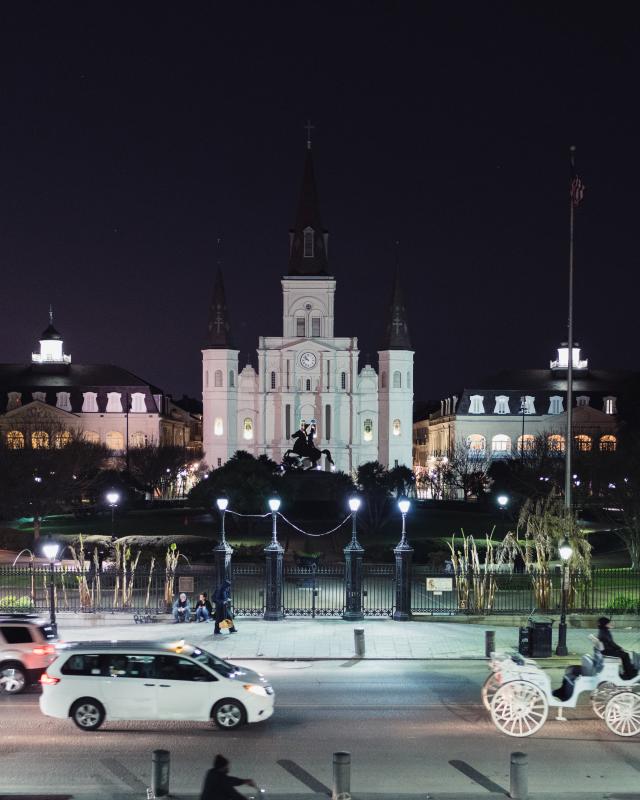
605 594 640 615
0 595 34 611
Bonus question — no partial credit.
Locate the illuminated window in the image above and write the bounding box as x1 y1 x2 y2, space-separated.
32 392 46 403
576 395 590 407
303 227 314 258
392 419 401 436
32 430 50 449
575 434 591 452
82 392 98 412
229 371 234 388
491 434 511 452
54 431 72 448
271 371 276 389
467 434 486 453
296 317 305 337
517 434 535 452
130 431 148 447
106 392 123 413
363 419 373 442
311 317 320 337
600 434 617 452
469 395 484 414
83 431 100 444
243 418 254 440
494 396 510 414
106 431 124 450
604 396 617 415
548 434 565 452
214 370 223 388
341 372 346 390
6 431 24 449
56 392 72 412
131 392 146 412
7 392 21 410
548 396 563 414
393 371 402 389
214 418 224 436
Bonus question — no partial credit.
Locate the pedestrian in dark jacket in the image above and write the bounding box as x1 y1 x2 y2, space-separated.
200 754 257 800
597 617 638 679
195 592 213 622
213 579 236 635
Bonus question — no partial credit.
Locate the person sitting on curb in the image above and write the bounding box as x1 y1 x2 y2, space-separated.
194 592 213 622
172 592 191 623
597 616 638 680
200 754 257 800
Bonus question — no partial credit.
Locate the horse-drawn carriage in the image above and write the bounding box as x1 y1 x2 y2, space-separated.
482 637 640 738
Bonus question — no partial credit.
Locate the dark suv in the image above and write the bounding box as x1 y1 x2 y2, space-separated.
0 615 58 694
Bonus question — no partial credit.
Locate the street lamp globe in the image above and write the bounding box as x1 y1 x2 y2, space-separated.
42 542 59 561
348 497 361 513
106 491 120 506
558 538 573 561
216 498 229 511
268 498 281 512
398 498 410 515
497 494 509 508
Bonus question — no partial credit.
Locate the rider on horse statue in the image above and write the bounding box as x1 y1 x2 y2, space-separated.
283 419 334 471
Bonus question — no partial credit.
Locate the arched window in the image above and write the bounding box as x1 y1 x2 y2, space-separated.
105 431 124 450
311 317 321 337
131 392 146 412
600 434 617 452
106 392 123 413
270 371 276 389
229 370 235 388
214 370 223 388
31 430 49 449
82 391 98 412
393 371 402 389
243 418 254 440
303 227 314 258
575 434 592 452
6 431 24 449
363 419 373 442
517 434 535 452
381 372 387 389
491 434 511 452
548 434 565 452
392 419 401 436
54 431 72 448
466 434 486 453
306 379 311 391
341 372 346 390
130 431 148 448
83 431 100 444
214 417 224 436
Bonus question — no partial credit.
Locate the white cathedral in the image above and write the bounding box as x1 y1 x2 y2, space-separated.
202 145 413 475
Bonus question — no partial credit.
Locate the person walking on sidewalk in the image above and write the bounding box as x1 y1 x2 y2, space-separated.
200 754 257 800
597 617 638 679
213 579 237 635
195 592 213 622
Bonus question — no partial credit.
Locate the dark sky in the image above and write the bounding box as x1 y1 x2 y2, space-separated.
2 2 639 405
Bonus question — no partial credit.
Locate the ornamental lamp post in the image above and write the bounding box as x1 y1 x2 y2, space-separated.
106 491 120 541
42 540 60 636
393 498 413 621
556 537 573 656
264 497 284 621
343 496 364 621
214 497 233 585
497 494 509 511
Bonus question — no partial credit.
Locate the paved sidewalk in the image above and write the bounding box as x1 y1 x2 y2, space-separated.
2 791 640 800
56 615 640 661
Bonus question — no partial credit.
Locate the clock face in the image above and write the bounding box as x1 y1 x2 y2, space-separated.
299 351 317 369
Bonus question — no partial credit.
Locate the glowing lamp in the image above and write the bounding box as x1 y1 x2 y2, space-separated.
398 498 410 515
558 538 573 561
348 497 361 513
106 491 120 506
42 542 59 561
216 498 229 511
497 495 509 508
268 498 281 512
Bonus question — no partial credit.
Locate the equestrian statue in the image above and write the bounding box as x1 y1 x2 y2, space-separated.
282 419 334 471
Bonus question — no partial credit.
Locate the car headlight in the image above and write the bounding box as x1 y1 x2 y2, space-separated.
243 683 268 697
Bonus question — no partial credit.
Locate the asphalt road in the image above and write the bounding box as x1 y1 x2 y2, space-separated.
1 660 638 797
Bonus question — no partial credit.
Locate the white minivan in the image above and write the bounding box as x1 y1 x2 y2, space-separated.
39 640 274 731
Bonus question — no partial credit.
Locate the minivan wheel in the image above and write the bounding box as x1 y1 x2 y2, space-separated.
70 698 105 731
212 698 246 730
0 662 27 694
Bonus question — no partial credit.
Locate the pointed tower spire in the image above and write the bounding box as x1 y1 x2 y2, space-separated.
288 139 329 276
381 251 412 350
206 265 234 348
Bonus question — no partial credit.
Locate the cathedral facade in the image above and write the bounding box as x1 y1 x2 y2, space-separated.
202 147 413 475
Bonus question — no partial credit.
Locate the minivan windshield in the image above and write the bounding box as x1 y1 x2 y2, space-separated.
190 648 237 678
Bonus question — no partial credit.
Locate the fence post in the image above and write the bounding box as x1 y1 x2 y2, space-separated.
332 751 351 800
263 543 284 621
393 542 413 621
343 536 364 621
509 751 528 800
485 630 495 658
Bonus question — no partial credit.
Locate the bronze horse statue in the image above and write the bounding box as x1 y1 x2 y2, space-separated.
283 424 334 471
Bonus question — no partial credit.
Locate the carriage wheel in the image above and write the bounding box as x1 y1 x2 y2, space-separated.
490 680 548 737
605 691 640 737
591 682 618 720
481 673 500 712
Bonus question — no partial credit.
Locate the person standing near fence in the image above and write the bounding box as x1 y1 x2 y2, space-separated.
213 579 237 635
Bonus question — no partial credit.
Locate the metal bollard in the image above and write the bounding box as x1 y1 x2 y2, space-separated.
509 751 528 800
151 749 171 798
485 629 496 658
332 751 351 800
354 628 365 657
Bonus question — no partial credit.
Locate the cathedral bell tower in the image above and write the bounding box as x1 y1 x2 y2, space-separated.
202 267 239 469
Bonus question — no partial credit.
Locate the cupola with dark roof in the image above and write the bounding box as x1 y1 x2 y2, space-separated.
206 268 234 348
381 266 412 350
288 145 329 276
32 307 71 365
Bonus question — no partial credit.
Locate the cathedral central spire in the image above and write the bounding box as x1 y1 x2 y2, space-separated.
288 145 329 276
206 267 234 348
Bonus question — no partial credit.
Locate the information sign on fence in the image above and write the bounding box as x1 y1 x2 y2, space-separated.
426 577 453 594
178 577 195 593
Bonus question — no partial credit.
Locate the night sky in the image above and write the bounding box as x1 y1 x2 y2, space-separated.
2 2 639 406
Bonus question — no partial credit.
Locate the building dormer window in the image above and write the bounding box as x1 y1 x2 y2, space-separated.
7 392 21 411
576 395 590 407
494 395 510 414
131 392 146 413
296 317 305 337
106 392 123 413
82 392 98 412
56 392 72 412
548 396 564 414
303 227 314 258
469 395 484 414
32 392 46 403
604 396 617 414
521 395 536 414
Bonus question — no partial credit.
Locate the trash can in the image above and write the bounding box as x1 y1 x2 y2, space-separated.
518 626 531 656
529 617 553 658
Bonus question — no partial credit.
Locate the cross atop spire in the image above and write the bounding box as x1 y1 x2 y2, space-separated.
304 120 314 150
49 304 54 325
206 267 234 348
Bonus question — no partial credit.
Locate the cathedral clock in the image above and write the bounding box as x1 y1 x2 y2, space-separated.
299 351 317 369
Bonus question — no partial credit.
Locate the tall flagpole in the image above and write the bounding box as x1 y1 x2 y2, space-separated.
565 146 576 511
